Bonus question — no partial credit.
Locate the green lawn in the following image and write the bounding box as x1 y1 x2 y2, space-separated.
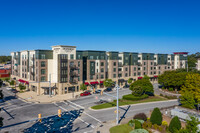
91 96 167 110
109 124 133 133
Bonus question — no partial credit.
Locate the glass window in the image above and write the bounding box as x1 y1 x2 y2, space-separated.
125 73 128 77
113 62 116 66
41 76 46 82
113 74 116 78
90 56 93 60
134 73 136 76
41 54 45 59
41 69 45 75
101 74 104 79
41 61 45 67
90 75 93 80
118 74 122 77
144 67 146 70
101 62 104 66
101 68 104 72
113 68 116 72
125 68 128 71
78 61 80 67
70 54 74 60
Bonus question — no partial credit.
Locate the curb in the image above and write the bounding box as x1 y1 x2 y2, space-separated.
159 89 181 96
89 99 178 111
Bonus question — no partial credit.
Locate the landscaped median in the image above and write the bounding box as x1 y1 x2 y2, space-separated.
91 95 170 110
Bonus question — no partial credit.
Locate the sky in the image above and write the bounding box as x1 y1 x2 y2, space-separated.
0 0 200 55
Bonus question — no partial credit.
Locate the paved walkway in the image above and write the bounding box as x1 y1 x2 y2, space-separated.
17 91 83 103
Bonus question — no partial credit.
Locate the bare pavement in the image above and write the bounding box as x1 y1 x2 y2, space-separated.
0 86 179 133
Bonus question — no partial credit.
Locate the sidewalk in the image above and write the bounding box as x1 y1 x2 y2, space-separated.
17 91 82 103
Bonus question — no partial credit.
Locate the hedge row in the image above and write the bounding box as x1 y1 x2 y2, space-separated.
122 94 149 101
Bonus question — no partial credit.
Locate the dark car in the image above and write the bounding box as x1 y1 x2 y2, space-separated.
80 91 91 96
104 88 112 92
94 99 108 104
2 83 6 86
145 92 154 96
94 90 101 94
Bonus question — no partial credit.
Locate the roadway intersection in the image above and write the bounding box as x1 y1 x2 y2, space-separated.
0 86 178 133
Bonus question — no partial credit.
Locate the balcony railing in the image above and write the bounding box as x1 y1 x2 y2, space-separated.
69 79 78 84
70 72 79 77
70 65 78 70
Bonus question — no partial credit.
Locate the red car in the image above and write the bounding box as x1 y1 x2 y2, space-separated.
80 91 91 96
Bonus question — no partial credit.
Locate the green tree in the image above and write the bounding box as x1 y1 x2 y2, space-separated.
9 80 15 85
0 56 11 63
0 90 3 99
134 120 142 129
80 83 87 91
130 77 154 96
179 91 195 109
150 108 162 125
178 116 200 133
4 78 10 82
169 116 181 133
19 84 26 91
128 78 133 84
103 79 114 88
181 73 200 108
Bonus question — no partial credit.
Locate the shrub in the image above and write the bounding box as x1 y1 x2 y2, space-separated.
158 126 163 132
128 120 135 127
19 84 26 91
162 86 165 89
160 93 163 96
123 94 148 101
133 113 147 121
162 121 168 126
134 120 142 129
150 108 162 125
9 80 15 85
169 88 174 91
153 124 159 130
169 116 181 133
129 129 149 133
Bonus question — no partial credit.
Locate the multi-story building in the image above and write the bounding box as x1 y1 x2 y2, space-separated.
11 45 188 95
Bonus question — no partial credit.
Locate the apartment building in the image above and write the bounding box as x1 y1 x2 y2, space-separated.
11 45 188 96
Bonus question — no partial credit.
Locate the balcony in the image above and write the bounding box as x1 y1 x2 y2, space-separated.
70 72 79 77
70 65 78 70
69 79 78 84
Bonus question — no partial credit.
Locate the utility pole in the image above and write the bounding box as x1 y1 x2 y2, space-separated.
116 84 119 125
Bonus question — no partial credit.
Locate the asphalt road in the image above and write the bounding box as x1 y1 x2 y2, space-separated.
0 85 179 133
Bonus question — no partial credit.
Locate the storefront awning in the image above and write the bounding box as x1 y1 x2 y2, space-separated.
18 79 29 84
90 81 99 85
154 75 158 78
84 82 89 85
100 81 104 84
138 77 143 79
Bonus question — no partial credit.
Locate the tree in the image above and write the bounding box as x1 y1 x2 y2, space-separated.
178 116 200 133
169 116 181 133
0 56 11 63
4 78 10 82
103 79 114 88
19 84 26 91
150 108 162 125
9 80 15 85
181 73 200 108
80 83 87 91
128 78 133 84
0 90 3 99
130 77 154 96
179 91 195 109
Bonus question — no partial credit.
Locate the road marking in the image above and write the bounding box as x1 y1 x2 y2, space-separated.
54 103 95 129
1 102 29 108
66 100 85 109
1 103 35 112
63 101 102 123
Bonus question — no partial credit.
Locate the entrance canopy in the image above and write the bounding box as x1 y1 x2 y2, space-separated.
18 79 29 84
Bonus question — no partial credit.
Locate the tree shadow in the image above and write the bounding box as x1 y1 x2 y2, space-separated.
3 96 17 101
23 109 83 133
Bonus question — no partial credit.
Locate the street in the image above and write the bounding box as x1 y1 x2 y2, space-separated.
0 86 179 133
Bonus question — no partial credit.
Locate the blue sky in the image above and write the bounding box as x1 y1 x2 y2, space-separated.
0 0 200 55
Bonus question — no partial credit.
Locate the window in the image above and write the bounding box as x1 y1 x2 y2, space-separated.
154 71 156 74
125 68 128 71
113 74 116 78
134 73 136 76
134 67 136 71
151 67 153 70
70 54 74 60
90 75 93 80
78 77 80 81
41 61 45 67
138 57 141 60
41 69 45 75
151 62 153 65
90 56 93 60
77 55 81 59
118 74 122 77
144 67 146 70
144 62 146 65
125 57 128 60
118 57 122 60
101 74 104 79
113 62 116 66
96 75 98 79
97 56 99 60
41 76 46 81
96 62 98 66
41 54 45 59
159 66 161 70
113 68 116 72
78 61 80 67
143 72 146 75
118 68 122 71
138 72 141 76
101 62 104 66
138 67 141 71
125 73 128 77
159 71 161 74
101 68 104 72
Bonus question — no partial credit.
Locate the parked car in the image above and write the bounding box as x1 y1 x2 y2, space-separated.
104 88 112 92
94 89 101 94
145 92 154 96
2 83 6 86
94 99 108 104
80 91 91 96
0 99 4 103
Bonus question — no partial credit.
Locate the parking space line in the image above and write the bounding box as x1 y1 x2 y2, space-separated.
54 103 95 129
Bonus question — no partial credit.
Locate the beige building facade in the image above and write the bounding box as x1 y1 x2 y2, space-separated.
11 45 188 96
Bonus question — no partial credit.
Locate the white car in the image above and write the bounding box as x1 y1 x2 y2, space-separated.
6 87 12 90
